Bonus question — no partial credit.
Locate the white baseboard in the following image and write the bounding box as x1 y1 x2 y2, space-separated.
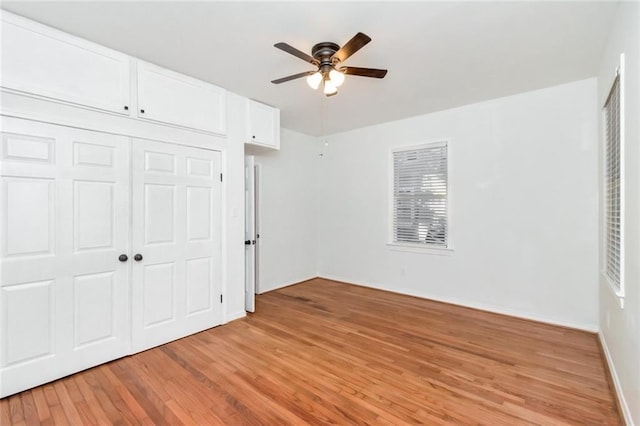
257 275 318 294
224 310 246 323
319 275 599 333
598 332 634 425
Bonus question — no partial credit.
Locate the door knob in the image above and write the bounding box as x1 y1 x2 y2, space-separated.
118 254 128 262
134 254 143 261
244 240 251 245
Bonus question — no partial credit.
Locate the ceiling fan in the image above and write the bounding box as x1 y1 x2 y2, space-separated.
271 32 388 97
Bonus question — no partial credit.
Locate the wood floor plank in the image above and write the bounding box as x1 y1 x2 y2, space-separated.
7 395 24 424
80 369 128 424
28 388 51 425
40 386 58 412
0 396 12 426
99 362 152 424
107 359 180 425
16 391 38 426
0 278 621 424
51 382 83 425
72 375 112 425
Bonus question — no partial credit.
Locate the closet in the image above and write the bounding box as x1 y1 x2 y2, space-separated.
0 11 229 397
0 117 223 397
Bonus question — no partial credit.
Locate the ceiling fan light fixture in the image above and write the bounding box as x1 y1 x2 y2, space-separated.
272 32 387 96
329 68 345 87
323 79 338 95
306 71 322 90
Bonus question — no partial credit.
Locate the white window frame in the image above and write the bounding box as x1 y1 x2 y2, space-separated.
387 140 453 255
601 53 625 306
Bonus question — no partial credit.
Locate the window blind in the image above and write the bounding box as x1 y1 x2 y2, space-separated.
604 75 621 289
392 142 448 247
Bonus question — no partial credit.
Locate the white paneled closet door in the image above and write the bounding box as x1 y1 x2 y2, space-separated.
0 117 130 398
131 139 222 353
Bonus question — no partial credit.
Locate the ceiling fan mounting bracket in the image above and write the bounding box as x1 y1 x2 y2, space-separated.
311 42 341 65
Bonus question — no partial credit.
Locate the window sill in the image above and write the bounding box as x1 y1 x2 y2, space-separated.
601 271 625 309
386 243 454 256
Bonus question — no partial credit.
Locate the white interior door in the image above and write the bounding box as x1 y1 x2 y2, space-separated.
131 139 222 353
244 156 256 312
0 117 130 397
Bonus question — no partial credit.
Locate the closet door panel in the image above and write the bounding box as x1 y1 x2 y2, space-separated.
1 124 62 397
182 146 221 334
73 272 117 347
64 126 130 372
186 257 213 316
131 139 222 353
2 177 54 257
143 262 177 327
0 117 130 398
2 280 54 366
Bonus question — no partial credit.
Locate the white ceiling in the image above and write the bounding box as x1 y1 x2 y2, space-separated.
2 1 618 136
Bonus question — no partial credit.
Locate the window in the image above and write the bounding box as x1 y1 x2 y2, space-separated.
603 57 624 298
391 142 449 248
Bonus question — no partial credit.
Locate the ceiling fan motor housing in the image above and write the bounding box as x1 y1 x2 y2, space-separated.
312 42 340 67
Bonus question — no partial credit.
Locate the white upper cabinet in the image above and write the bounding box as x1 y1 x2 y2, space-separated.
1 11 228 135
246 99 280 150
137 61 226 135
0 12 131 115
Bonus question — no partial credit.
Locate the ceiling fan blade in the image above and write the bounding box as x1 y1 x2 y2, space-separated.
271 71 315 84
333 32 372 63
341 67 388 78
274 42 319 65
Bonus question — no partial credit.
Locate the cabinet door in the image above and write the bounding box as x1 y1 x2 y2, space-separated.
131 139 222 353
137 61 226 135
247 99 280 149
0 12 131 115
0 117 130 398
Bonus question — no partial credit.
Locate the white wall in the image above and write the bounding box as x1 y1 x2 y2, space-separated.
247 129 319 293
317 79 600 331
597 2 640 424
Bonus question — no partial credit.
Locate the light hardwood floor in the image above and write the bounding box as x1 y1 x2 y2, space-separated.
1 278 621 425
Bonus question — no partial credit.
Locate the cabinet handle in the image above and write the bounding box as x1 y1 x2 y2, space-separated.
118 254 128 262
134 253 143 262
124 105 129 111
140 109 145 114
252 135 256 139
